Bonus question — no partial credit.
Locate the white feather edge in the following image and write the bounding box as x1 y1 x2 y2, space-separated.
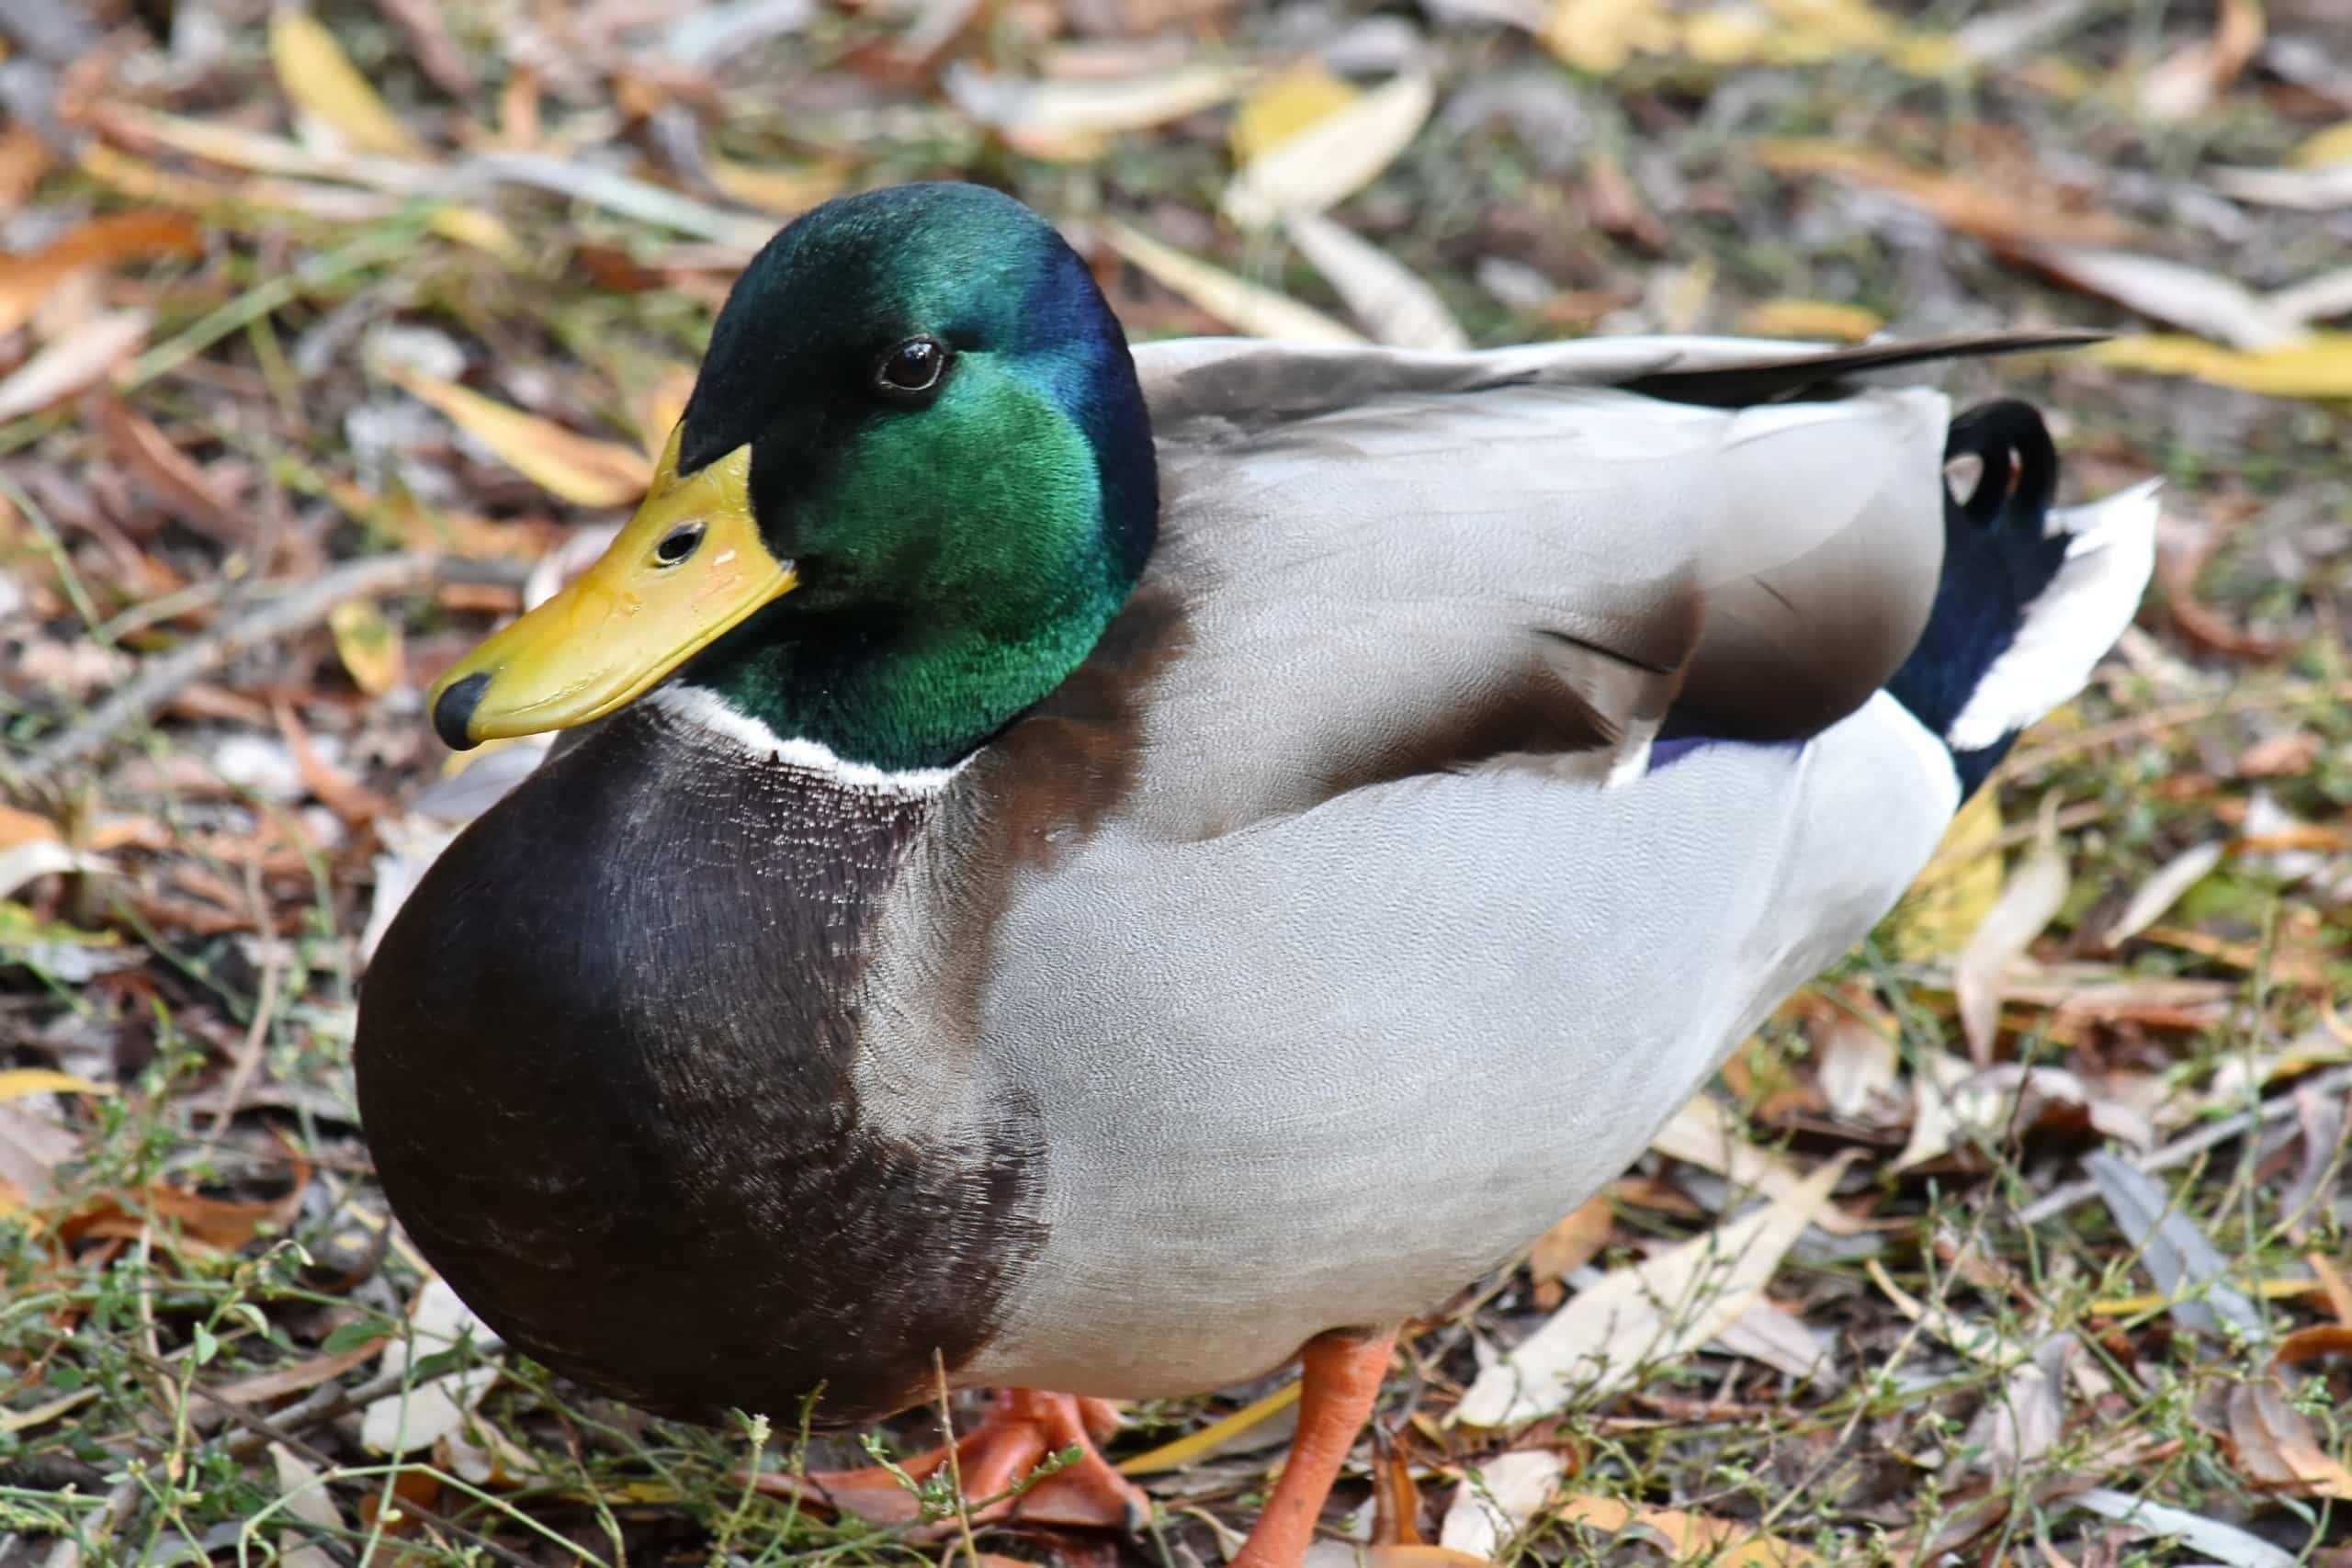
646 685 967 795
1946 479 2162 753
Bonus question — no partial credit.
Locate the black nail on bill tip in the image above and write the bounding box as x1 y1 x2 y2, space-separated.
433 671 491 751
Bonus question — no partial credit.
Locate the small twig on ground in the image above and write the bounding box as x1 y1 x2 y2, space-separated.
202 944 285 1149
150 1358 539 1568
933 1348 980 1568
220 1364 415 1461
12 552 526 789
2015 1062 2352 1227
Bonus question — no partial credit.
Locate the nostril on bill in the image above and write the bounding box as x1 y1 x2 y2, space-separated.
433 671 491 750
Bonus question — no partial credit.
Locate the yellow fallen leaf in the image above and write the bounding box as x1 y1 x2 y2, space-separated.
2088 332 2352 399
0 1069 111 1101
1682 7 1774 65
2290 120 2352 169
1114 1380 1301 1475
427 207 525 264
1541 0 1675 73
704 155 849 218
1736 298 1883 342
1100 222 1363 345
1885 786 2003 960
329 598 406 696
1229 62 1360 164
387 365 650 507
269 8 427 159
1222 73 1434 229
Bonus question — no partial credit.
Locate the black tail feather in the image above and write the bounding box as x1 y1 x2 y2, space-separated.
1887 400 2070 794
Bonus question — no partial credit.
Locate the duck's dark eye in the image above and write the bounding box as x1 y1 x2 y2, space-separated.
876 336 947 396
654 522 705 566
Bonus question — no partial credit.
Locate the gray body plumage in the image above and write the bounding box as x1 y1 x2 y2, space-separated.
842 336 1994 1395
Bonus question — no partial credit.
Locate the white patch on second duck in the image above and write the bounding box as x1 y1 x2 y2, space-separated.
647 685 967 794
1947 480 2161 753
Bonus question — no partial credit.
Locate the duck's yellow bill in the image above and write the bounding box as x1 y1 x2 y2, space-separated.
426 437 794 750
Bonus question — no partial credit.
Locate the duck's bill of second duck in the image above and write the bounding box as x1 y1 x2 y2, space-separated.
426 431 794 750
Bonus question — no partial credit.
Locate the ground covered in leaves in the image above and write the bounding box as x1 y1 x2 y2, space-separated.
1 0 2350 1562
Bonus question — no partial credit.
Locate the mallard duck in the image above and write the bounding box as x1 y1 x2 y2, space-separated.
354 182 2155 1562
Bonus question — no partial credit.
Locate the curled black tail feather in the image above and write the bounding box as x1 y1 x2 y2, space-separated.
1887 400 2071 794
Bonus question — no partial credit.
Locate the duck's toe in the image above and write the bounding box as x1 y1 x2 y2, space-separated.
754 1388 1151 1534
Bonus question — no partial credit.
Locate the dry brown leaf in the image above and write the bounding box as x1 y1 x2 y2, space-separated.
2226 1377 2352 1499
361 1276 503 1455
0 121 53 216
0 310 150 425
1223 73 1434 229
269 8 430 159
2102 840 2224 949
1810 992 1901 1121
67 1175 308 1255
0 212 201 339
1711 1297 1834 1382
2025 244 2305 351
1650 1096 1866 1234
2301 1258 2352 1326
88 391 242 542
1527 1196 1612 1309
269 1444 348 1568
946 62 1259 161
1454 1156 1850 1425
1100 222 1363 344
212 1339 384 1404
1891 1047 1992 1171
2087 333 2352 400
386 364 650 506
1756 140 2132 246
2211 161 2352 209
2138 0 2265 120
1439 1450 1566 1560
1553 1495 1815 1564
1281 210 1468 350
94 106 436 192
0 807 62 853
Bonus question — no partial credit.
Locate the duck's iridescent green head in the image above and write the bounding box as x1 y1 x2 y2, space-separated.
428 182 1158 773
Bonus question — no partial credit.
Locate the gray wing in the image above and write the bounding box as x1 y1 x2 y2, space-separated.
1042 334 1973 836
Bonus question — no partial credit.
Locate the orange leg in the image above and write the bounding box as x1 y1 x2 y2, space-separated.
1231 1329 1397 1568
760 1388 1151 1531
